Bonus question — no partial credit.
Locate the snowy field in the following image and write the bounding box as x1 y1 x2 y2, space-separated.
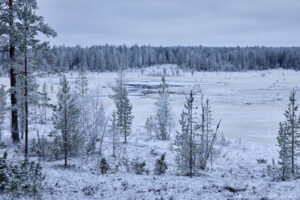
0 65 300 199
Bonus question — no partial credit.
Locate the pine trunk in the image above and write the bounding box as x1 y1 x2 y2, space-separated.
124 119 127 144
25 49 28 157
291 90 295 175
9 0 19 143
64 97 68 167
189 106 193 178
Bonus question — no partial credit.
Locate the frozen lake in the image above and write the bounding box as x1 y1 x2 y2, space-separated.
1 65 299 145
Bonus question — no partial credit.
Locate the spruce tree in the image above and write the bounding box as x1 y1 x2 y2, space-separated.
51 75 81 167
0 85 7 141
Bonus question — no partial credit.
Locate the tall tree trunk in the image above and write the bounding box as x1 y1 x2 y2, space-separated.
64 98 68 167
24 45 28 157
124 119 127 144
112 131 115 158
189 106 193 178
291 93 295 174
9 0 19 143
64 130 67 167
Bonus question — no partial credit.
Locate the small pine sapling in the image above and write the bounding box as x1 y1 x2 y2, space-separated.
154 153 168 175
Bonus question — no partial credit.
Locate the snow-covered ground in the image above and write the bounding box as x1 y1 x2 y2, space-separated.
0 65 300 199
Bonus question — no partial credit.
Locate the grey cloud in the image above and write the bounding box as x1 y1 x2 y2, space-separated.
37 0 300 46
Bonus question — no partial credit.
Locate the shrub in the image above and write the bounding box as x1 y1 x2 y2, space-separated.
257 159 267 164
154 153 168 175
0 152 8 191
99 158 109 174
131 158 147 175
0 152 44 198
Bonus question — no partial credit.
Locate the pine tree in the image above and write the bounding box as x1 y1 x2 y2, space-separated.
40 82 50 124
121 90 133 143
110 111 119 158
155 76 172 140
277 122 292 181
112 69 133 143
276 89 300 178
15 0 56 156
0 85 7 141
174 90 221 177
75 65 89 141
198 98 220 170
0 0 21 143
1 0 56 145
282 89 300 175
174 91 197 177
75 66 88 96
51 75 81 167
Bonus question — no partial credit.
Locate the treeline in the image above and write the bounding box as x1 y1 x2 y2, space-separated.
2 45 300 73
25 45 300 72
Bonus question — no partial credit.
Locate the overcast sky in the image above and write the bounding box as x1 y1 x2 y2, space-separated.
37 0 300 47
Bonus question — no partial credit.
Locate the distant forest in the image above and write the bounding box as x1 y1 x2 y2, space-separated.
2 45 300 72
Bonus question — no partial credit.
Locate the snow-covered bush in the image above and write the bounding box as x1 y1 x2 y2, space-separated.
256 158 267 164
0 152 45 198
48 132 62 160
154 153 168 175
29 136 51 159
220 132 230 146
99 158 109 175
144 116 156 139
267 158 278 181
131 158 147 175
82 185 99 196
0 152 8 191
